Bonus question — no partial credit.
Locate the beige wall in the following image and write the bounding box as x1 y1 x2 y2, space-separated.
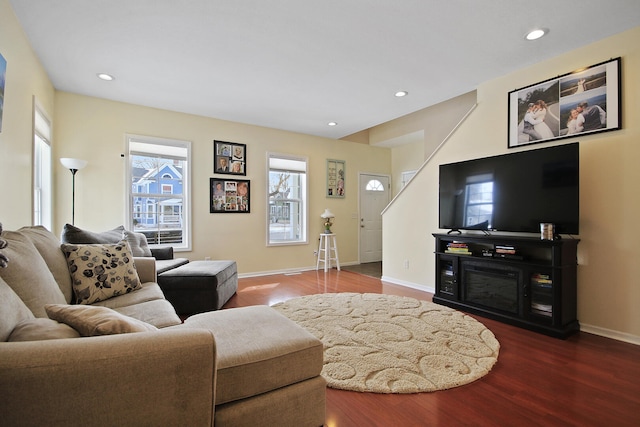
371 91 477 197
383 26 640 343
53 92 391 275
0 0 55 229
390 141 423 196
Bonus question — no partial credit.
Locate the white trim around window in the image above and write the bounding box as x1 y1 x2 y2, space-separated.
266 152 308 246
125 134 192 251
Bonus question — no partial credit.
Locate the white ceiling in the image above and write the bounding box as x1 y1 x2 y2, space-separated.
10 0 640 139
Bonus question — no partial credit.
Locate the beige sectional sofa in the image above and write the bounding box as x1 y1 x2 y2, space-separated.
0 225 325 426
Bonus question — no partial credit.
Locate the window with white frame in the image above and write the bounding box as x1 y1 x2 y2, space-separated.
365 179 384 191
33 103 52 230
401 170 417 188
126 135 191 250
267 153 308 245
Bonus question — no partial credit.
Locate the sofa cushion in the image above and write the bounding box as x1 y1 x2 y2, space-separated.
0 276 35 342
60 223 124 244
60 241 142 305
8 317 81 341
182 306 324 405
0 230 67 318
123 230 152 257
19 225 74 303
91 282 166 309
112 299 182 328
45 304 157 336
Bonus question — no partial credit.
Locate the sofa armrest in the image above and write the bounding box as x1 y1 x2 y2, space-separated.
0 330 216 427
134 256 157 283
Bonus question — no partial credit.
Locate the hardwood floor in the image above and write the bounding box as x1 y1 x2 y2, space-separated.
222 269 640 427
341 261 382 278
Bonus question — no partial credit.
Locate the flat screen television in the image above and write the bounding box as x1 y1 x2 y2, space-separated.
439 142 579 235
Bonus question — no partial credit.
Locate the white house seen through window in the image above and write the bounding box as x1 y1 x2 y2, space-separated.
126 135 191 250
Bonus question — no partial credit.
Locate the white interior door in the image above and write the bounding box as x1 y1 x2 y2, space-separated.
359 173 390 263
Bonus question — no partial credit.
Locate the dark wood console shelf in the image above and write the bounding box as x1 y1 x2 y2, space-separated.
432 233 580 339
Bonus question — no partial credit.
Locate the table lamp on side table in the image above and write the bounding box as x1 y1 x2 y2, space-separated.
321 209 335 234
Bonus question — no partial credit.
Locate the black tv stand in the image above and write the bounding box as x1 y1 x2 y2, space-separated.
432 233 580 339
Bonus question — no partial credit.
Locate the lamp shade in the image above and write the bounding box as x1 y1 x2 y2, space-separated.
320 209 334 219
60 158 88 170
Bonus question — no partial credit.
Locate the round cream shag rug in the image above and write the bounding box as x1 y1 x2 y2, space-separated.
272 292 500 394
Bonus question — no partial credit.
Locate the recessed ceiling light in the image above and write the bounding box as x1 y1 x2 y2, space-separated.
395 91 408 97
97 73 115 81
328 122 338 126
525 29 547 41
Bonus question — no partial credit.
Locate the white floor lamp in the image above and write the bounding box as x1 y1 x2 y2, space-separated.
60 158 87 225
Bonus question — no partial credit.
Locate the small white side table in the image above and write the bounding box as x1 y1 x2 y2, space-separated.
316 233 340 272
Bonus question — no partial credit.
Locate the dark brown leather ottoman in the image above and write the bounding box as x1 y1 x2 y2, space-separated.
157 260 237 314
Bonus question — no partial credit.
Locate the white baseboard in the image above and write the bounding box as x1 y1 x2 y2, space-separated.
579 323 640 345
238 266 316 278
381 276 435 294
238 261 360 279
238 262 358 279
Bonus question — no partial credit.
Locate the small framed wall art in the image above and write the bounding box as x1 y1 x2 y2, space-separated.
210 178 250 213
326 159 345 198
214 140 246 175
508 57 621 148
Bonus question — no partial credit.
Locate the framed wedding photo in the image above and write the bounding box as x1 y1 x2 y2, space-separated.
210 178 250 213
508 57 621 148
213 140 246 175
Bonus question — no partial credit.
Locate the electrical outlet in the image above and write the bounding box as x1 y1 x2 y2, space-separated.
403 259 409 269
313 250 318 257
205 256 211 261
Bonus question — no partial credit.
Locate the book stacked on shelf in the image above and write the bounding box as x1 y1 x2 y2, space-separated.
531 273 552 285
495 245 516 255
530 273 553 317
493 244 524 260
445 241 472 255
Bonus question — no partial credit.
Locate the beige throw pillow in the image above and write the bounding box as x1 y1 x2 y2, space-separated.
19 225 74 303
60 240 142 304
1 275 36 341
45 304 157 336
0 230 67 318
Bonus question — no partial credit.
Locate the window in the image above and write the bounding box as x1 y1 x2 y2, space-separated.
401 170 417 188
267 153 308 245
126 135 191 250
161 184 173 194
365 179 384 191
33 103 52 229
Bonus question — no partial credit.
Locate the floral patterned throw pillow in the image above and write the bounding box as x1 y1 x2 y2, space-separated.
60 240 142 304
